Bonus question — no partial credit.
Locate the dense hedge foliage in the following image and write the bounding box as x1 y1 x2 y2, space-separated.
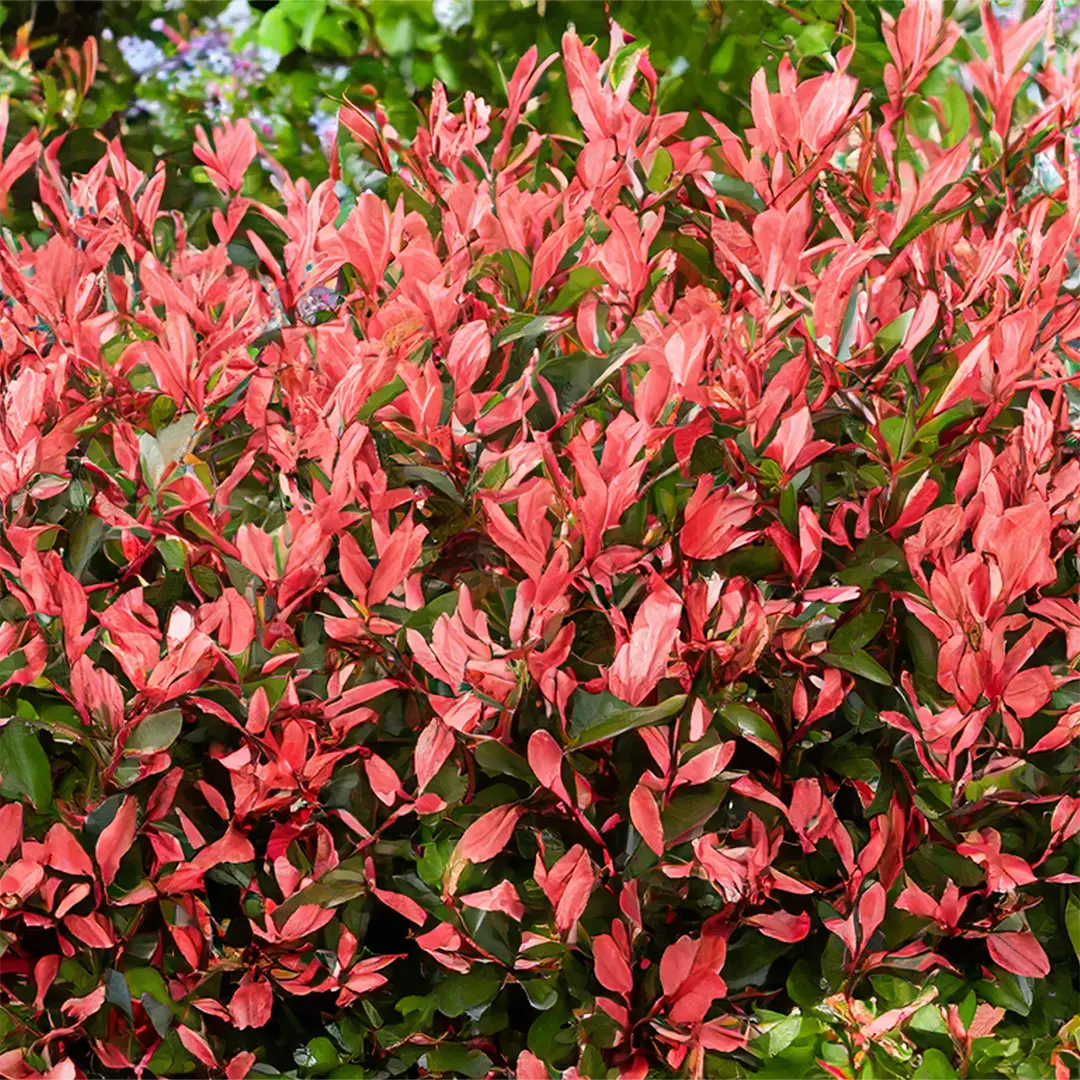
0 1 1079 1078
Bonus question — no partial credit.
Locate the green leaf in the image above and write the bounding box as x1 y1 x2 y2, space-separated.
424 1045 493 1078
0 720 52 810
566 691 686 749
821 650 892 685
709 172 766 211
297 0 327 50
399 465 462 504
718 703 780 749
271 859 368 927
1066 894 1080 960
126 968 170 1007
105 968 133 1021
835 535 904 588
147 1030 192 1074
259 6 299 55
527 1003 575 1067
914 1049 958 1079
646 147 674 192
478 456 510 491
493 315 557 348
873 308 915 354
125 709 183 755
149 394 176 432
497 249 531 301
357 375 405 421
155 537 187 572
963 761 1029 803
299 1036 340 1075
544 267 606 313
976 971 1032 1017
434 965 503 1018
942 80 970 147
0 651 27 686
958 991 977 1029
909 1002 948 1034
786 959 821 1010
796 20 833 56
830 611 885 655
401 591 459 634
892 193 977 250
475 741 535 782
138 432 165 490
765 1014 803 1057
520 978 559 1011
663 783 727 843
870 974 919 1007
141 993 174 1038
579 1045 606 1079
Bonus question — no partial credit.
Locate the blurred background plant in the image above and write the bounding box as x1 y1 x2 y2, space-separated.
0 0 1076 222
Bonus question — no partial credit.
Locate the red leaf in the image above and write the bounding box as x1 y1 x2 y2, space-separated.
369 515 427 607
229 978 273 1030
673 741 735 789
0 802 22 863
628 783 665 856
515 1049 549 1080
372 887 428 927
593 933 633 995
176 1025 218 1068
746 910 811 942
1030 706 1080 753
461 881 526 922
279 904 337 940
608 576 683 707
857 882 886 949
546 846 595 933
527 730 569 803
987 931 1050 978
227 1052 257 1080
698 1018 747 1052
659 935 697 997
415 719 455 793
681 477 758 561
191 826 255 871
32 955 59 1013
61 985 105 1023
456 804 523 864
364 753 404 806
63 913 115 949
95 795 137 887
192 999 233 1022
44 824 94 878
193 118 257 194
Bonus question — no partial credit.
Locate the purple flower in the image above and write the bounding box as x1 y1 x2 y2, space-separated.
309 110 339 156
118 36 167 76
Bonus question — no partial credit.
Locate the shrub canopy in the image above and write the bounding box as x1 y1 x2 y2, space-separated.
0 3 1079 1079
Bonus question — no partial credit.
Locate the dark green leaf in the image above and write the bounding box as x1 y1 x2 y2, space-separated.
821 650 892 685
0 720 52 810
566 691 686 749
434 965 503 1019
125 709 183 754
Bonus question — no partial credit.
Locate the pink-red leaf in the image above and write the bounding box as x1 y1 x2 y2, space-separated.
987 931 1050 977
455 804 523 864
95 796 137 887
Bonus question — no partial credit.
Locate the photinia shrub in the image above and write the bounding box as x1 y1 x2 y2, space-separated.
0 2 1079 1078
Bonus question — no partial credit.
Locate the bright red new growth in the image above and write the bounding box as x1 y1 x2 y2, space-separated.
0 2 1077 1077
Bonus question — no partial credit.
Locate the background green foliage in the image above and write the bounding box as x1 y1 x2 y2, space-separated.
0 0 908 217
